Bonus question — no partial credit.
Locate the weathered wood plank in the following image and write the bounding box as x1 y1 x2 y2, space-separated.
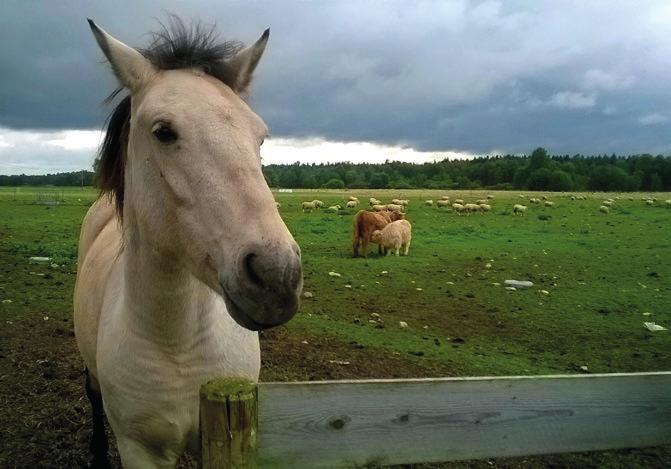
257 372 671 468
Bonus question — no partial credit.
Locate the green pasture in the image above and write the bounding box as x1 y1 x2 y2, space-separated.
1 187 670 377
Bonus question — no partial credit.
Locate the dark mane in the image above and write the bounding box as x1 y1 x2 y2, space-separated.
96 16 244 217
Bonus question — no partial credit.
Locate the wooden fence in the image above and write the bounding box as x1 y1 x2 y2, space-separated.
200 371 671 468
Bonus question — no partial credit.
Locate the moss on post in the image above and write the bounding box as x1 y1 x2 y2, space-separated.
200 378 258 469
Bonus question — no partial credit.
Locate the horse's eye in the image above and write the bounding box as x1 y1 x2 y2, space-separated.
153 124 177 143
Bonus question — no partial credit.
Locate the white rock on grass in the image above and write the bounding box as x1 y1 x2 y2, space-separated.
303 291 314 299
505 287 517 291
644 322 667 332
328 271 342 277
504 280 534 288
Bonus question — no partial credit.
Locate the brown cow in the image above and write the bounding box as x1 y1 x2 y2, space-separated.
352 210 405 257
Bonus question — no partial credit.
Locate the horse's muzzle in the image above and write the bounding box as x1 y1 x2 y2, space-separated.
219 242 303 330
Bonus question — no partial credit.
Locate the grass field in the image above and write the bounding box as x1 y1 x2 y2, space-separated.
1 186 670 467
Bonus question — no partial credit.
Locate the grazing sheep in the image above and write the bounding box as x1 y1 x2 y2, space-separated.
312 200 324 208
479 203 491 212
348 196 359 202
425 200 434 206
436 199 450 208
486 194 494 199
302 201 317 212
544 201 554 207
369 198 382 206
441 195 450 200
475 199 488 205
665 199 671 206
599 205 610 214
455 199 464 204
391 198 404 205
646 199 654 206
352 210 405 257
346 200 358 209
372 204 387 212
602 200 612 207
570 196 576 200
400 199 409 206
513 204 527 215
518 194 526 199
371 219 412 256
529 198 541 204
386 203 404 213
452 203 465 214
325 205 341 212
464 203 481 214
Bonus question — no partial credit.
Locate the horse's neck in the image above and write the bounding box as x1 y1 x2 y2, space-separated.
120 230 218 349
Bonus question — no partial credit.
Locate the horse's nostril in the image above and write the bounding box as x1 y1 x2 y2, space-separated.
243 253 266 289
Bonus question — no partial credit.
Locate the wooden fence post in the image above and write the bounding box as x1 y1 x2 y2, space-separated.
200 378 258 469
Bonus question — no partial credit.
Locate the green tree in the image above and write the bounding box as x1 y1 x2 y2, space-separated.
322 178 345 189
369 172 389 189
548 170 573 191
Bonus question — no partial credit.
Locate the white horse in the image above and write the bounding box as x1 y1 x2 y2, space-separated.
74 18 303 468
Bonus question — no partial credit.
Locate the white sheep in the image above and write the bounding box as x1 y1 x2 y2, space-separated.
301 201 317 212
425 200 434 206
602 200 612 207
665 199 671 206
325 205 341 212
475 199 487 205
391 198 404 205
386 203 404 213
436 199 450 208
372 204 387 212
479 203 491 212
544 201 554 207
348 196 359 202
513 204 527 215
369 198 382 206
400 199 409 206
312 200 324 208
452 203 465 214
464 203 481 214
441 195 450 200
346 200 358 209
646 199 654 206
455 198 464 204
371 219 412 256
599 205 610 214
486 194 494 199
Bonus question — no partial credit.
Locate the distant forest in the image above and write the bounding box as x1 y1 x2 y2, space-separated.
2 148 670 192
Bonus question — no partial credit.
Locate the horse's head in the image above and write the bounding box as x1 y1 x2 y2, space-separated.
89 19 302 331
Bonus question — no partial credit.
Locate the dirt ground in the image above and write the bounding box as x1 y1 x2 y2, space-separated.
1 313 669 468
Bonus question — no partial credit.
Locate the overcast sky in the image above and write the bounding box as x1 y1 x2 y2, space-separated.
2 1 671 174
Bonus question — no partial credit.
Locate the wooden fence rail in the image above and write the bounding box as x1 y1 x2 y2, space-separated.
201 372 671 468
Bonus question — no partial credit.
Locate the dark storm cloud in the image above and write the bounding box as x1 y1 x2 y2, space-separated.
2 0 671 155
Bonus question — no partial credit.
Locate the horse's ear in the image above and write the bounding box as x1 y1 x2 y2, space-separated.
227 29 269 94
88 19 156 92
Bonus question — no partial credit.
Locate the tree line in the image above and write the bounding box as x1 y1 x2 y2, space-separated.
1 149 670 191
263 148 671 192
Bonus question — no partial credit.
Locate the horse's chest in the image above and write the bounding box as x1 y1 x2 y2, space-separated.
97 322 260 455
